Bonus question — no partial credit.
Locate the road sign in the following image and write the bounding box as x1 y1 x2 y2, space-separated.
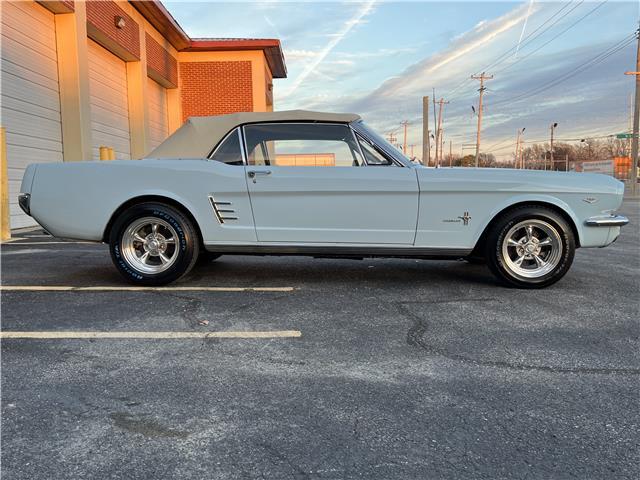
616 133 634 139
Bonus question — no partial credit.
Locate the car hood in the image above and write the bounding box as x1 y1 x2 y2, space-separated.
414 166 624 196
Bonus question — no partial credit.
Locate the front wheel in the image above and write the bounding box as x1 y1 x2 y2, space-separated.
485 206 575 288
109 203 200 285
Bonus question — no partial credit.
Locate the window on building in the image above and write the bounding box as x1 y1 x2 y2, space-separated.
243 123 363 167
210 128 243 165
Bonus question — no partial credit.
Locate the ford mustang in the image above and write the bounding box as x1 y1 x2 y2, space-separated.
18 110 628 288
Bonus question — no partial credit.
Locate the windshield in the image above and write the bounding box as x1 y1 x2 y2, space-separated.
352 121 412 167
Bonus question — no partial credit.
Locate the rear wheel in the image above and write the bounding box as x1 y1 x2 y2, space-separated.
485 206 575 288
109 203 199 285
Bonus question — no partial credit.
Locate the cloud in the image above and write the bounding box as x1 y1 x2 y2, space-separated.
351 2 538 109
284 49 320 60
284 0 376 96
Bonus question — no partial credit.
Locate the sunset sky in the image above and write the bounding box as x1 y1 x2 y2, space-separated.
165 1 639 161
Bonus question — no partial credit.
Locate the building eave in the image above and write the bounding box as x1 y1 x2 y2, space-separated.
184 38 287 78
130 2 287 78
130 1 192 50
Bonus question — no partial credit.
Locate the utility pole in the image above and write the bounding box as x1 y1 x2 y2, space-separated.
434 98 449 168
387 132 397 148
409 144 415 159
401 120 410 156
515 128 525 168
433 97 439 165
438 125 444 167
471 72 493 168
449 140 453 167
550 122 558 166
422 96 430 166
624 27 640 196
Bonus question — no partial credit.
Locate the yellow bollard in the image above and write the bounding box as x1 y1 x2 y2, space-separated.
99 146 109 161
108 147 116 160
1 127 10 241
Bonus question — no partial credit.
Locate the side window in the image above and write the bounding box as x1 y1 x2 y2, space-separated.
243 123 363 167
210 128 243 165
357 135 393 166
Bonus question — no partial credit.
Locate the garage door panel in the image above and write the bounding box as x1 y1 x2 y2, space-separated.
8 0 59 29
6 132 63 155
1 2 62 229
147 77 168 151
88 40 131 160
87 64 129 93
1 73 61 114
7 144 63 170
1 58 59 92
91 130 132 159
88 58 128 87
2 108 63 142
0 35 58 80
88 94 129 119
91 119 131 141
1 8 56 49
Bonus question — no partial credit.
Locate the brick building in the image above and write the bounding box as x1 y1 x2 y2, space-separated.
0 0 287 229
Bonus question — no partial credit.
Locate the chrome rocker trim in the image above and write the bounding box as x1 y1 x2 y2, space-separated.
204 244 472 259
584 215 629 227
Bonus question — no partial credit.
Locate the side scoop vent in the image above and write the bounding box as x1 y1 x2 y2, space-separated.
208 196 238 224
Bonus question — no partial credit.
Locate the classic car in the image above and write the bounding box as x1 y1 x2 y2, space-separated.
18 110 628 288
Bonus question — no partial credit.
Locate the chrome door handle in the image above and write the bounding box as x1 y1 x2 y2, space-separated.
247 170 271 182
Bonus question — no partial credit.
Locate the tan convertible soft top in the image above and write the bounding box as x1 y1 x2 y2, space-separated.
147 110 361 159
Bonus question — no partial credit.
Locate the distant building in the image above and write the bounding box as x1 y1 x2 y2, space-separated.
1 0 287 229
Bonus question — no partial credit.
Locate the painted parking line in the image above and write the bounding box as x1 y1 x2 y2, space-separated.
0 285 295 292
1 241 97 245
0 330 301 339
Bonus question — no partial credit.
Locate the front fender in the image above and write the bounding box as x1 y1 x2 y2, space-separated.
478 194 583 246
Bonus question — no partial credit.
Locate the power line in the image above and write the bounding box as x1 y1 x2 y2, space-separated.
489 33 637 106
488 129 631 152
493 0 609 76
446 0 584 101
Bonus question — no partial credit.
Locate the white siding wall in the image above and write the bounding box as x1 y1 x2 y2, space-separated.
1 1 63 229
87 40 131 160
147 77 169 152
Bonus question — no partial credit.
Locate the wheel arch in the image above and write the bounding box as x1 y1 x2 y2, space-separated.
471 198 581 256
102 195 204 246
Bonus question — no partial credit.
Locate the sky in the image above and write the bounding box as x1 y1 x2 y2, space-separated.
165 0 639 161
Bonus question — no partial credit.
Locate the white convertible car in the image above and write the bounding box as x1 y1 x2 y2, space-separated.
19 110 628 288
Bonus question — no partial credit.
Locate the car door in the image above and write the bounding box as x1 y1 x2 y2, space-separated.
204 127 257 243
243 122 419 244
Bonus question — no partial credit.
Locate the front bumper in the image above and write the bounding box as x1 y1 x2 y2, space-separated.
18 193 31 216
584 214 629 227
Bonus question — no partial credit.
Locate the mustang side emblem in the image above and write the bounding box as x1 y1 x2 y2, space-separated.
583 197 598 204
458 211 472 226
443 211 472 225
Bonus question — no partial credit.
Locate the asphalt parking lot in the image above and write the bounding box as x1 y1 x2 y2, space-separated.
1 199 639 480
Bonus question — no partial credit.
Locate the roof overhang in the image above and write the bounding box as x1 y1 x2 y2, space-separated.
130 2 287 78
130 1 191 50
184 39 287 79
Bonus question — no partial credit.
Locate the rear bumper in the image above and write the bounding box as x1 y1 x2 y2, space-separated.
584 214 629 227
18 193 31 216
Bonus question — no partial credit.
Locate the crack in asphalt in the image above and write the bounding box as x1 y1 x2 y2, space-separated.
399 300 640 376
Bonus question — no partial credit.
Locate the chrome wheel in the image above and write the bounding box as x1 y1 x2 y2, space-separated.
501 219 563 279
121 217 179 274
